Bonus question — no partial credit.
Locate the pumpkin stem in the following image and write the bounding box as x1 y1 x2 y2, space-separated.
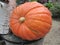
19 17 25 23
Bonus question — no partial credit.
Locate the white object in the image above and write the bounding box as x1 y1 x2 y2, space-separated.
0 0 16 34
0 1 8 9
0 1 9 34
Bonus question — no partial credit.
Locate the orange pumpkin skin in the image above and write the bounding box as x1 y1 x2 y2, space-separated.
9 2 52 41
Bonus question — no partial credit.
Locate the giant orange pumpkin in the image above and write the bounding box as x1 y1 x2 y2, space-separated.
9 2 52 41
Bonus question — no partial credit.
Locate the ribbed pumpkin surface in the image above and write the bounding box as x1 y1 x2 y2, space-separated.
9 2 52 41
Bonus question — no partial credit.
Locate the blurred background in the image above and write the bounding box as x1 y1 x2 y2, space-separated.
0 0 60 45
